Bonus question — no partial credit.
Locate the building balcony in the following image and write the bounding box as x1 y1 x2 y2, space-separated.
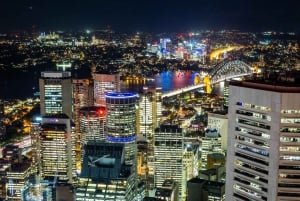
280 141 300 147
278 186 300 194
277 195 300 201
280 151 300 156
279 169 300 174
278 178 300 184
233 172 267 186
279 159 300 166
232 188 263 201
235 146 269 161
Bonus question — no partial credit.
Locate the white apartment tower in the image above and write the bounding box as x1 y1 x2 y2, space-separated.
226 80 300 201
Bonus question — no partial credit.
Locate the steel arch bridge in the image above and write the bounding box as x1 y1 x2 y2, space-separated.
209 60 253 83
162 60 253 98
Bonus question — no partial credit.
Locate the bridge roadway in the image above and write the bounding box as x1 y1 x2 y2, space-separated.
162 72 251 98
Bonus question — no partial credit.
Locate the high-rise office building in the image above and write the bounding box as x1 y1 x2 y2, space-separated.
80 106 106 143
39 71 73 118
73 78 94 126
76 106 106 170
187 178 225 201
76 141 137 201
40 114 76 184
201 129 222 170
226 79 300 200
183 143 199 179
94 73 120 106
30 116 42 175
154 125 183 200
138 87 162 145
182 142 199 201
21 178 52 201
137 87 163 188
223 80 230 108
138 87 154 142
6 163 33 200
207 112 228 151
73 78 94 170
155 179 178 201
154 88 162 128
105 92 138 166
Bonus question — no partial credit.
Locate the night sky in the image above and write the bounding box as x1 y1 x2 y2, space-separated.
0 0 299 33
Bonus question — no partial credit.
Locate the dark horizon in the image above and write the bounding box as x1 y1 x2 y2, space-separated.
0 0 300 34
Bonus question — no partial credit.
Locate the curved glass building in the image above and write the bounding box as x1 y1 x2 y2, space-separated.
105 92 138 165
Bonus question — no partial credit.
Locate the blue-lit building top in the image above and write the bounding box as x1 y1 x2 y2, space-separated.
105 92 138 142
105 92 138 167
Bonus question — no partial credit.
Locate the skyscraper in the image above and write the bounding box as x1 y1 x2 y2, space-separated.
138 87 154 142
154 125 183 200
76 142 136 201
226 79 300 200
6 163 33 200
79 106 106 167
138 87 162 147
201 129 222 170
94 73 120 106
73 78 94 170
154 87 163 128
105 92 138 166
30 116 42 175
40 114 76 184
80 106 106 143
39 71 73 118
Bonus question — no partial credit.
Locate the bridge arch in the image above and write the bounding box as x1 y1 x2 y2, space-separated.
193 73 201 85
209 60 253 83
161 60 253 98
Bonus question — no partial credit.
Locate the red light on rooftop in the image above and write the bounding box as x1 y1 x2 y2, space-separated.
97 107 106 117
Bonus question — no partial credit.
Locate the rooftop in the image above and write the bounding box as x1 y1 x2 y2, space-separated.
42 113 70 119
155 125 182 133
208 153 225 159
9 162 31 172
188 177 224 187
230 71 300 93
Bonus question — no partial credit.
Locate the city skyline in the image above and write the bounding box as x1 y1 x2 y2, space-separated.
0 0 300 33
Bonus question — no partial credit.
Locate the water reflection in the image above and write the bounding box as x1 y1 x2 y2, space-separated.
121 71 205 93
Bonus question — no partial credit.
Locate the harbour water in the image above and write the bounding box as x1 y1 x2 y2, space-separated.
121 70 224 96
0 70 223 99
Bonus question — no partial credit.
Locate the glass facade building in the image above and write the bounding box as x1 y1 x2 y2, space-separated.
76 142 136 201
154 125 183 200
80 106 106 143
105 92 138 166
73 78 94 170
94 73 120 106
79 106 106 168
39 72 73 119
40 114 76 184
